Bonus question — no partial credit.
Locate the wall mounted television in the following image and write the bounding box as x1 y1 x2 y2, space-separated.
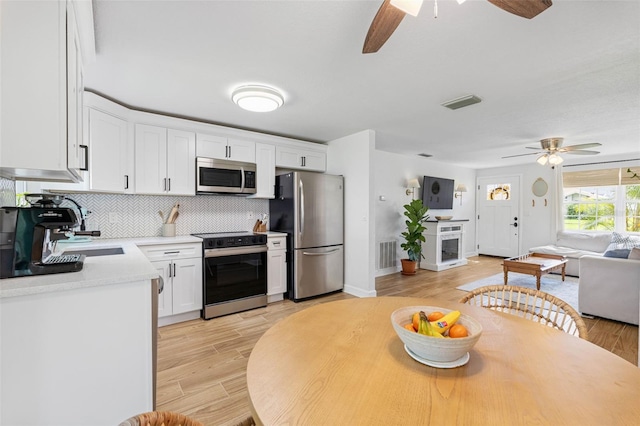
422 176 454 209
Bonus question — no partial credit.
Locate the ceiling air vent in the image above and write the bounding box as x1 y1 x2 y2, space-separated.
441 95 482 110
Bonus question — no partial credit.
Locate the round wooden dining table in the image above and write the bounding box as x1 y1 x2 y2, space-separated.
246 296 640 425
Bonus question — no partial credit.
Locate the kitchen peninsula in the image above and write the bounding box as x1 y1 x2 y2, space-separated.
0 239 162 425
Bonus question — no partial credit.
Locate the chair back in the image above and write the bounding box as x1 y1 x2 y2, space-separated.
458 285 589 340
119 411 203 426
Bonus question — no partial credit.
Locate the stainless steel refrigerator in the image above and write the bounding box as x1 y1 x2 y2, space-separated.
269 172 344 301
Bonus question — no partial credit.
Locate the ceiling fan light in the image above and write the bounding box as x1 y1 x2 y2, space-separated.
548 153 564 165
390 0 423 16
231 85 284 112
456 0 467 4
536 154 549 165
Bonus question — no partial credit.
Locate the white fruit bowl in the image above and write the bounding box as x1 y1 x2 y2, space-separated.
390 306 483 363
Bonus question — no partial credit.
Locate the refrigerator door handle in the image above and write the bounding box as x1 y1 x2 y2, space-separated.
299 180 304 236
302 249 340 256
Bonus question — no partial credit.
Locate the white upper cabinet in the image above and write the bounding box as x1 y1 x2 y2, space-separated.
0 0 94 182
250 143 276 199
89 109 131 193
276 145 326 172
135 124 195 195
197 133 256 163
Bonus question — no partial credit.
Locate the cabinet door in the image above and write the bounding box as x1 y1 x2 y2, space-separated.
135 124 168 194
153 260 173 318
251 143 276 199
171 258 203 315
267 249 287 295
227 138 256 163
275 146 302 168
301 150 326 172
166 129 196 195
66 2 82 173
196 133 227 159
89 109 129 192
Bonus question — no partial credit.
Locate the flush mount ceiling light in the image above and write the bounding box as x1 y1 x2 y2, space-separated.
231 85 284 112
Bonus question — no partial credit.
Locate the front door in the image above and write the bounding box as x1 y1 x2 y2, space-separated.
477 175 521 257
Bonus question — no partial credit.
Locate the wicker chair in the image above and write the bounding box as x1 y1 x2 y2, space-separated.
458 285 589 340
119 411 255 426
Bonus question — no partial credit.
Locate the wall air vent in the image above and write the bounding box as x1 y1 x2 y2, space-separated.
441 94 482 110
418 153 433 157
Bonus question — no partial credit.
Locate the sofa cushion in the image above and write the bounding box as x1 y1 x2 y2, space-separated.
555 231 612 252
629 247 640 260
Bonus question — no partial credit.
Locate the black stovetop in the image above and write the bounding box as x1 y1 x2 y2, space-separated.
191 231 267 249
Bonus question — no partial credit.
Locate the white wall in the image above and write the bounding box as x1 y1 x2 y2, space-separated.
327 130 376 298
373 151 476 276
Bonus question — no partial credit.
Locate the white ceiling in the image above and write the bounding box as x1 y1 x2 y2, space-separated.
86 0 640 169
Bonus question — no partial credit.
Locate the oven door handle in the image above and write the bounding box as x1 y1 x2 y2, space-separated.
205 245 268 257
302 248 340 256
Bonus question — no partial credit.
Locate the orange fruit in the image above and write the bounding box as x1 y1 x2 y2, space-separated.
412 312 420 331
448 324 468 338
427 311 445 322
404 323 416 332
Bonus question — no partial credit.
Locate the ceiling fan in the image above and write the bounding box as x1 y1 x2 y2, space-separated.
502 138 602 166
363 0 553 54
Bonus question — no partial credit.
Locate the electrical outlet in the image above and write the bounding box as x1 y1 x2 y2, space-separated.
108 212 120 224
247 211 254 220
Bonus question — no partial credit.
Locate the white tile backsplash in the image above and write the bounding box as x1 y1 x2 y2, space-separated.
0 177 16 206
54 193 269 239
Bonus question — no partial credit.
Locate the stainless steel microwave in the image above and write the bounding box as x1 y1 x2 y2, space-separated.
196 157 257 195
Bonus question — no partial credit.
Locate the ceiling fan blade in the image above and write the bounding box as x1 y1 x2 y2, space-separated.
564 150 600 155
525 146 543 150
502 152 542 159
487 0 552 19
362 0 406 54
561 143 602 151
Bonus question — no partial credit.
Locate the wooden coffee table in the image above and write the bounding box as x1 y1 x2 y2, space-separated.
502 253 568 290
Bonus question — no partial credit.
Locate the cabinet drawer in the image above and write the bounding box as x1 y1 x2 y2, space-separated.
138 243 202 261
267 236 287 250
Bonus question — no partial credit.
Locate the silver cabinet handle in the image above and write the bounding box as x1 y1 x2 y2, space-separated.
299 180 304 236
167 178 171 192
302 249 340 256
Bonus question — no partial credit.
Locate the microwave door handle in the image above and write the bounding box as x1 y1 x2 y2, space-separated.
240 166 246 193
299 180 304 237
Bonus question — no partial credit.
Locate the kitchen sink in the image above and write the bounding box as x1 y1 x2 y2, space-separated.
63 247 125 257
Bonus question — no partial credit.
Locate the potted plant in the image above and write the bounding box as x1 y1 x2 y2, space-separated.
400 199 429 275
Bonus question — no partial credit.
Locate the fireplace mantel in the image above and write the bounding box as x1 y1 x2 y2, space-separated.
420 220 468 271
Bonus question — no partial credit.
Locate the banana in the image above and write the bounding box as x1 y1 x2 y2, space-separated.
418 311 444 338
430 310 461 335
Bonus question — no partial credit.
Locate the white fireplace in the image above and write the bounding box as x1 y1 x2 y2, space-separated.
420 220 468 271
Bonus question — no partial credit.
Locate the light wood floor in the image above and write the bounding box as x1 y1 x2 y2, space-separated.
156 255 638 425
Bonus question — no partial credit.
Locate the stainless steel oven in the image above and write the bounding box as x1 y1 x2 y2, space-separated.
193 232 268 319
196 157 257 195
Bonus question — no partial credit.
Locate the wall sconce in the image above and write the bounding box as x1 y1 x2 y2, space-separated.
454 183 467 205
405 178 421 199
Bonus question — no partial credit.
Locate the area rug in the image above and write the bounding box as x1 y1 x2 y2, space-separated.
456 272 580 312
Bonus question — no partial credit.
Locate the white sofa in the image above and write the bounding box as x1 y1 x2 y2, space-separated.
579 255 640 325
529 231 612 277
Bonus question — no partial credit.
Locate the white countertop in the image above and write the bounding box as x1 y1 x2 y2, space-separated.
0 235 203 299
257 231 288 237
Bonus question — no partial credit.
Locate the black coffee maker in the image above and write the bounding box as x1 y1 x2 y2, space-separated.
1 195 98 278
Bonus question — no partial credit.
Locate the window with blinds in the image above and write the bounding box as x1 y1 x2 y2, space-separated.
562 166 640 233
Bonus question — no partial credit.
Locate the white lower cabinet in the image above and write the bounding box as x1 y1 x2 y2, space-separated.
267 235 287 301
139 242 203 325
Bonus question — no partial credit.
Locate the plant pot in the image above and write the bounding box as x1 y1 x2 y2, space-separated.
401 259 418 275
